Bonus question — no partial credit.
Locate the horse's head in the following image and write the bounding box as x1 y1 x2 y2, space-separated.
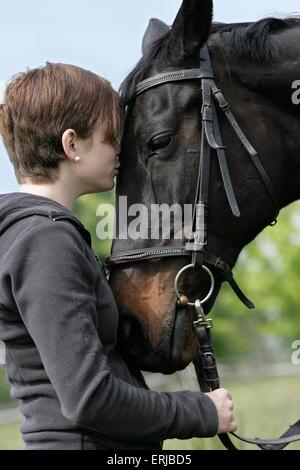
109 0 298 374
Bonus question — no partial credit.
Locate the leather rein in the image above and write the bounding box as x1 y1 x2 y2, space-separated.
106 44 300 450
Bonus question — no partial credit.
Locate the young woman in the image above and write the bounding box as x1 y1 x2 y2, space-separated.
0 63 237 450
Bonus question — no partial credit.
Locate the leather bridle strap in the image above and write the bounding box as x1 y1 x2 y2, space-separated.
136 69 214 95
188 78 212 269
106 248 255 309
211 82 279 222
200 45 241 220
190 302 300 450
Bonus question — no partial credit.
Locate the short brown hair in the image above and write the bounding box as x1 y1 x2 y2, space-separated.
0 63 124 184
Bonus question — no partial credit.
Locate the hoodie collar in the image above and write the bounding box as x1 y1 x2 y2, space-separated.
0 192 91 246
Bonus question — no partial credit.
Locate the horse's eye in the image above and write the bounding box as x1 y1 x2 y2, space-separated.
149 134 173 153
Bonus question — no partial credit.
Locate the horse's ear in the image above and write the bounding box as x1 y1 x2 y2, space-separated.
142 18 170 56
168 0 213 58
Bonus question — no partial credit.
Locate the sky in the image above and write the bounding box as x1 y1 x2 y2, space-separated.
0 0 299 193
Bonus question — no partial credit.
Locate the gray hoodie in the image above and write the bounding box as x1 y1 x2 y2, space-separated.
0 192 218 450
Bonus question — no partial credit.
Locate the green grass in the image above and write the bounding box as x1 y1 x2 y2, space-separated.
0 368 15 409
0 375 299 450
0 423 24 450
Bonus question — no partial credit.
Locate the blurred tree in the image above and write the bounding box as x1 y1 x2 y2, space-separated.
73 190 115 263
212 202 300 360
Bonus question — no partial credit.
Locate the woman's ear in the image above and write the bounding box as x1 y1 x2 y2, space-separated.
62 129 77 161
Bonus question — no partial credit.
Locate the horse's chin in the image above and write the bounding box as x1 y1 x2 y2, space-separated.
118 307 198 374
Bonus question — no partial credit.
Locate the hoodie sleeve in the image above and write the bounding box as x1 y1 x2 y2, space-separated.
8 220 218 443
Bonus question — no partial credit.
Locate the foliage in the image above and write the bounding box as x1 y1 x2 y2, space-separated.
73 190 115 263
212 201 300 359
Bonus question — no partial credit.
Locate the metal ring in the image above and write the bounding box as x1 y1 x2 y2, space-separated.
174 264 215 306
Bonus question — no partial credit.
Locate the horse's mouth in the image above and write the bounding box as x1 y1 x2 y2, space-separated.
118 304 198 374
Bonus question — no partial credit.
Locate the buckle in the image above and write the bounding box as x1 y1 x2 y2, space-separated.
201 104 214 122
213 89 230 111
193 299 213 328
193 317 213 329
201 103 213 113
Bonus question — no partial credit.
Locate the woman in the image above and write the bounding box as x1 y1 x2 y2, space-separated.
0 63 237 450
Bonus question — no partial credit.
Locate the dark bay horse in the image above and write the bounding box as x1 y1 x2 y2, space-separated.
108 0 300 378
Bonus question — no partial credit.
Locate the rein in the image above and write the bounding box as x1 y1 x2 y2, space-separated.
106 44 300 450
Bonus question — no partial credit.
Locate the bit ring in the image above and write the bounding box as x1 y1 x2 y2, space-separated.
174 264 215 307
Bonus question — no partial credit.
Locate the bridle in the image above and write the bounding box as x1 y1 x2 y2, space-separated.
106 44 300 450
107 45 278 309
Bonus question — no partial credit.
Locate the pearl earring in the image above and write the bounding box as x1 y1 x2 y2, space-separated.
74 156 81 162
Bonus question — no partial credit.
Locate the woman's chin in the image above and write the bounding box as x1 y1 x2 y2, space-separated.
92 180 115 193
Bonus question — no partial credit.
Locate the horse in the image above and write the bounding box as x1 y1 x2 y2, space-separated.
106 0 300 448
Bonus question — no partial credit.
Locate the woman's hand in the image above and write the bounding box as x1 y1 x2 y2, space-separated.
205 388 238 434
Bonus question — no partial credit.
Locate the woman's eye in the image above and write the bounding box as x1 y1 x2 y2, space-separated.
149 134 173 153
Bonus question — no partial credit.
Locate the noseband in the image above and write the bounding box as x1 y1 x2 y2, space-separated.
106 44 300 450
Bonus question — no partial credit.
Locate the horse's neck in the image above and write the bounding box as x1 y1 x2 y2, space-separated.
211 37 300 208
275 116 300 207
256 72 300 207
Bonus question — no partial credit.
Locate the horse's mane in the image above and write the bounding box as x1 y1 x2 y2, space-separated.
212 17 300 62
120 16 300 104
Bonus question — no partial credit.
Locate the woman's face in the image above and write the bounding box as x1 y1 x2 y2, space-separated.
75 124 121 193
